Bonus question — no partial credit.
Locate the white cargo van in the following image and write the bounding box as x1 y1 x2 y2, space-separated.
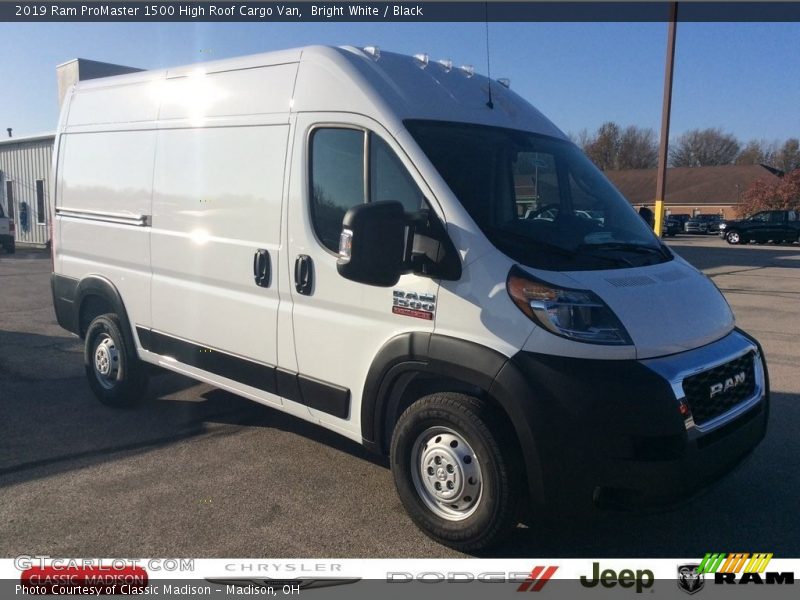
51 46 768 550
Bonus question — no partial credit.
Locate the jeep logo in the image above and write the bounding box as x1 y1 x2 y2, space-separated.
709 371 746 398
580 562 654 593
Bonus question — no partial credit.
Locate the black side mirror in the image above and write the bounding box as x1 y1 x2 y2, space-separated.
337 201 407 287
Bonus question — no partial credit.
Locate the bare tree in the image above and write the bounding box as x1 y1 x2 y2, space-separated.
776 138 800 173
669 128 740 167
582 122 620 171
735 139 777 166
617 126 659 169
580 122 657 171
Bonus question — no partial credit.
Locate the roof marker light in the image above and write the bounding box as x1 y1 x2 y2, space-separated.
438 59 453 72
498 78 511 89
460 64 475 78
363 46 381 60
414 53 429 68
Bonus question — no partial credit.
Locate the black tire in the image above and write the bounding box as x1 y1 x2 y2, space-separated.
390 393 523 551
5 240 15 254
726 230 743 245
84 313 147 407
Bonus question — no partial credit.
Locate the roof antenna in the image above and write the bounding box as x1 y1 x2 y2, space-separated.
484 2 494 109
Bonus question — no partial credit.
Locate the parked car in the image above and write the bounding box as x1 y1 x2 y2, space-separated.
721 210 800 245
662 217 681 237
0 204 15 254
669 214 691 230
697 214 722 233
50 45 769 551
684 217 708 234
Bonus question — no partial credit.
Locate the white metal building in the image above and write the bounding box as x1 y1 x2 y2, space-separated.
0 133 55 247
1 58 140 249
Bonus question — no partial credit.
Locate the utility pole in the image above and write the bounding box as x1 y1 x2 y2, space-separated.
654 2 677 238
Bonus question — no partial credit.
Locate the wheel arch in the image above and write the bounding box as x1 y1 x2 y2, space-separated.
361 332 546 506
74 276 137 351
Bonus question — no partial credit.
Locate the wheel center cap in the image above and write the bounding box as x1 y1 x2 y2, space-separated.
95 348 110 374
436 467 447 481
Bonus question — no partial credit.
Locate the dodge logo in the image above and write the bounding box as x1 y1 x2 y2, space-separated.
709 371 746 398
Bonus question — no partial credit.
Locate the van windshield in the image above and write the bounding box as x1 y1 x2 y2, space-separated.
405 120 671 271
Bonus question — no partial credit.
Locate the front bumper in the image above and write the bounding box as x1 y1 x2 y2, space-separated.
510 329 768 513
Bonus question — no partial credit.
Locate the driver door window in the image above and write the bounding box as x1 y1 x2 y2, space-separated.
310 128 424 252
310 128 366 252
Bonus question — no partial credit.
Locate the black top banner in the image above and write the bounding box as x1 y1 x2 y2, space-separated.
3 2 800 23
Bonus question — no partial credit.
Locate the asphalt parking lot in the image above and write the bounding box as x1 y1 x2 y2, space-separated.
1 236 798 558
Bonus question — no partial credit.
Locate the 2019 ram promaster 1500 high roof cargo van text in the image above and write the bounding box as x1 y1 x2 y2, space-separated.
50 46 768 550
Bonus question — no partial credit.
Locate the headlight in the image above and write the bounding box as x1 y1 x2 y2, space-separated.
718 222 727 230
506 266 632 345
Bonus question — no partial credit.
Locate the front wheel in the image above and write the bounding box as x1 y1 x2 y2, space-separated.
390 393 522 551
84 314 148 407
726 230 742 245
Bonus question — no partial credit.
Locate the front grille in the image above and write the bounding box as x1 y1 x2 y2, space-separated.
682 352 756 426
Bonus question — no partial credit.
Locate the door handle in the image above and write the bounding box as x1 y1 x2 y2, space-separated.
294 254 313 295
253 249 271 288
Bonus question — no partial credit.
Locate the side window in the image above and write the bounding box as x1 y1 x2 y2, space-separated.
751 212 769 222
369 135 423 212
36 180 46 224
770 211 784 223
310 128 365 252
310 128 425 252
5 181 14 220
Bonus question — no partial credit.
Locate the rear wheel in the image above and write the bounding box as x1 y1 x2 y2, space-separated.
84 314 147 407
4 240 15 254
390 393 522 551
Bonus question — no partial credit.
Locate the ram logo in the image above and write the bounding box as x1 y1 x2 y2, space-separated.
709 371 746 398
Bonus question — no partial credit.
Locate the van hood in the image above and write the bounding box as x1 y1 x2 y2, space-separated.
559 257 734 359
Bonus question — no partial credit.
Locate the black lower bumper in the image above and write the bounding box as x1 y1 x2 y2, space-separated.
508 329 768 514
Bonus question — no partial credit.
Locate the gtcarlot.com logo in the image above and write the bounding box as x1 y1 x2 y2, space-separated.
697 552 794 585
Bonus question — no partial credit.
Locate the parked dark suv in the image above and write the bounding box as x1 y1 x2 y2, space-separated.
720 210 800 244
699 214 723 234
662 217 681 237
0 204 15 254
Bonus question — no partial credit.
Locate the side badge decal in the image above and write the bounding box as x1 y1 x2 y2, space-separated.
393 290 436 320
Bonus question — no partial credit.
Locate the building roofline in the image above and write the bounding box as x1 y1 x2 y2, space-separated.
0 132 56 146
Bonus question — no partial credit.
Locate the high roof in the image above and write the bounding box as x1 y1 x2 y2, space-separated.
605 164 781 206
66 45 566 139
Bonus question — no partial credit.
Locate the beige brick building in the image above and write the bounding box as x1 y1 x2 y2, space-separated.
605 164 783 219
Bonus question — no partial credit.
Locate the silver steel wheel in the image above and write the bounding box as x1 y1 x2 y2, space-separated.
93 333 121 390
727 231 740 244
411 427 483 521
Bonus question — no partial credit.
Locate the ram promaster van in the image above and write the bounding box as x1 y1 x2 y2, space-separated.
51 46 768 550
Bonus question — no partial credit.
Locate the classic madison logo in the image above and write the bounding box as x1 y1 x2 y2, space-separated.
677 564 704 595
696 552 794 585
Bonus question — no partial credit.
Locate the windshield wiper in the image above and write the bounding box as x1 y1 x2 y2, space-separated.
578 242 671 261
488 227 632 267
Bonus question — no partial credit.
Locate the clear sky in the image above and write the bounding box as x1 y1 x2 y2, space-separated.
1 20 798 143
